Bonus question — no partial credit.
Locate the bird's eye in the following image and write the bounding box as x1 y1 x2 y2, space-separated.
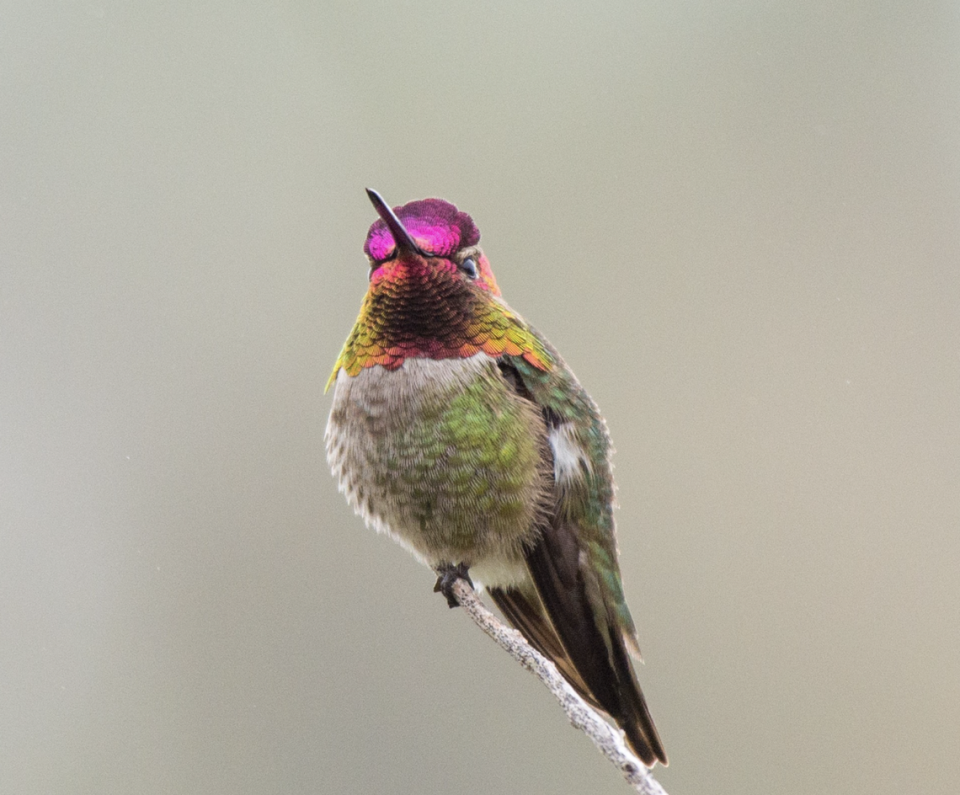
459 257 479 279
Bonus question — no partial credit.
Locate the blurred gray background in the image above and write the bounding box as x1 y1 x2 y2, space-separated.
2 3 958 794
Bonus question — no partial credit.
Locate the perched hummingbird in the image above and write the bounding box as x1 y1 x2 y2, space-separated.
325 189 667 767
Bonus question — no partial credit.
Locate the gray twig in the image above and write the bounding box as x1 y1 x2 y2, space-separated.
443 575 669 795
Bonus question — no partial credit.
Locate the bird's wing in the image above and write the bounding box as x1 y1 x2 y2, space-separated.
494 349 667 766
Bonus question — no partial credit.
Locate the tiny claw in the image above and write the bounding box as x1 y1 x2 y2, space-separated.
433 562 473 608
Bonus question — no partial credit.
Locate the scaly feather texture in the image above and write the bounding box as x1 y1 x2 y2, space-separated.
326 194 666 766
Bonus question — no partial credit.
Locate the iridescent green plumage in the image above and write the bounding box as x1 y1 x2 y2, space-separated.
325 191 666 766
496 348 642 648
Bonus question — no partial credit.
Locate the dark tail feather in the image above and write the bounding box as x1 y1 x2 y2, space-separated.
608 624 668 766
489 586 604 711
524 522 668 767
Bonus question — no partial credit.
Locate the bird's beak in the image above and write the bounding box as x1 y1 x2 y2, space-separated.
366 188 425 257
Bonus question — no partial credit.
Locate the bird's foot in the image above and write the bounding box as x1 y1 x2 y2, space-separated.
433 563 473 609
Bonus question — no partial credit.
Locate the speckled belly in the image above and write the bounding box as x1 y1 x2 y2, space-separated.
325 354 549 571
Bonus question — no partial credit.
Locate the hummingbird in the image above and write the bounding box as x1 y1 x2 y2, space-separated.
325 189 667 767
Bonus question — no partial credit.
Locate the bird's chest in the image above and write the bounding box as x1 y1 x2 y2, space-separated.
325 354 549 566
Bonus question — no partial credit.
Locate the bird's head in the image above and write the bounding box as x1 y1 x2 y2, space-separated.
326 189 550 389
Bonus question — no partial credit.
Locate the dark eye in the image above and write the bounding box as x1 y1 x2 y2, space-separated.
459 257 478 279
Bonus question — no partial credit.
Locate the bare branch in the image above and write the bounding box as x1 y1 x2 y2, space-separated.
443 575 669 795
